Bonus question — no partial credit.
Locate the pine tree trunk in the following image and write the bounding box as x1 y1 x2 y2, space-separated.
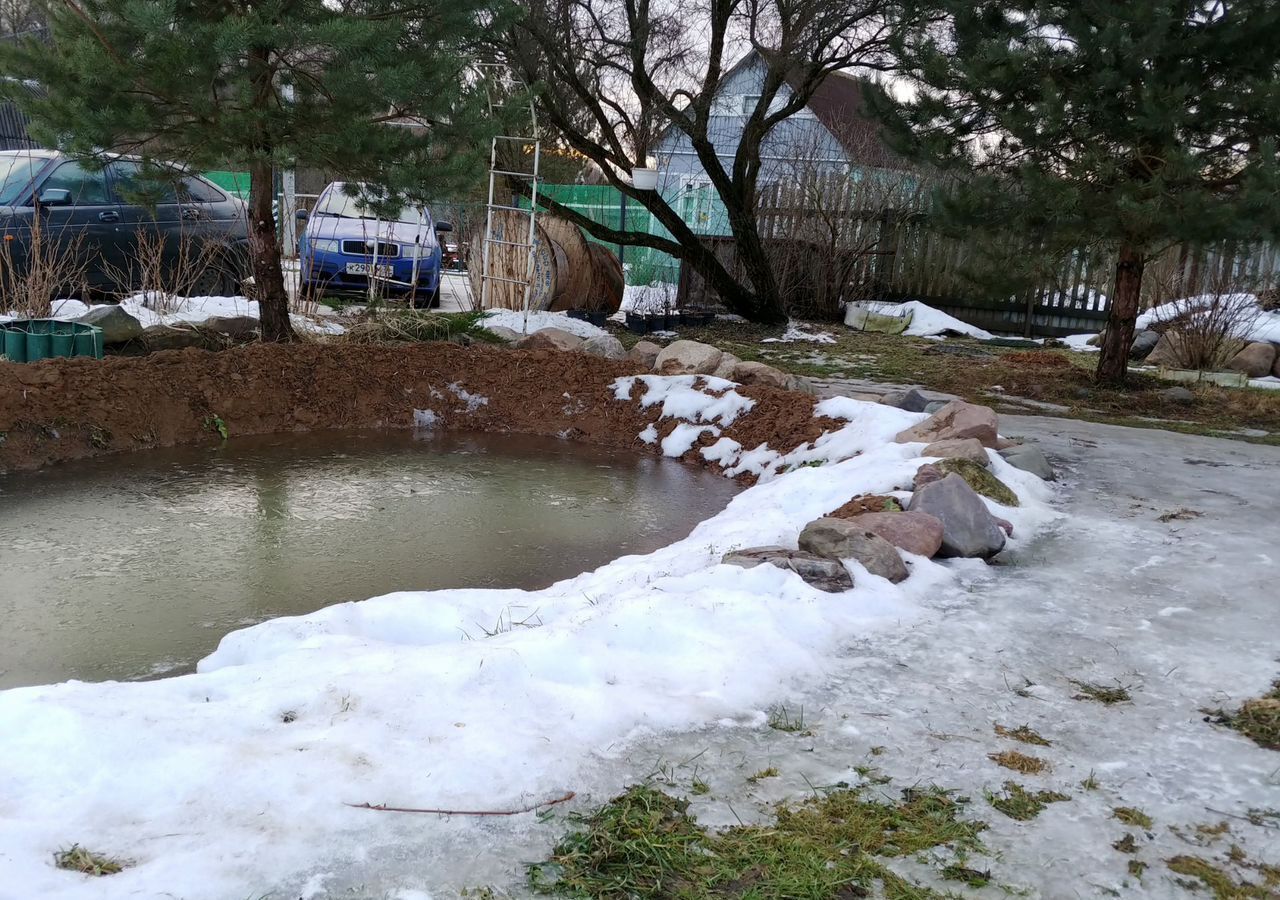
247 160 294 343
1096 242 1145 383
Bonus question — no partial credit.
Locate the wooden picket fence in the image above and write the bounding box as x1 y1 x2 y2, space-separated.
678 175 1280 337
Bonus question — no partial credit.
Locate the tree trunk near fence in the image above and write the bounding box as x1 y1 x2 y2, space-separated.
1096 242 1144 383
248 159 294 343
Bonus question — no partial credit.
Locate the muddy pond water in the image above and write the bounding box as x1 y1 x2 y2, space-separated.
0 430 739 690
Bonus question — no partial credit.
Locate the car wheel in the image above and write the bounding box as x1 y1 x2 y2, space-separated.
190 265 234 297
411 287 440 310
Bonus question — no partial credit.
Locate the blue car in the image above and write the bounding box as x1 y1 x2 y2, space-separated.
298 182 452 307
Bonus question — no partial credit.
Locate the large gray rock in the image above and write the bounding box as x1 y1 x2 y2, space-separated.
1159 386 1195 404
655 339 724 375
1143 332 1183 368
731 360 808 392
879 388 930 412
1129 330 1160 361
1226 341 1278 378
627 340 661 369
906 474 1007 559
485 325 521 344
721 546 853 593
852 511 944 558
922 437 989 467
200 315 259 339
998 444 1055 481
797 518 909 583
515 327 583 352
579 333 626 360
140 323 203 351
895 399 1000 449
77 305 143 345
712 351 742 379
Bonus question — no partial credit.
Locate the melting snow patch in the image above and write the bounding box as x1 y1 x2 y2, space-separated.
613 374 754 427
859 300 995 340
481 309 610 340
762 322 838 344
661 423 721 457
638 424 659 444
447 382 489 413
412 409 439 428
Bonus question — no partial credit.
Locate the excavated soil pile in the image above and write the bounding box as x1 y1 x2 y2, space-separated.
0 342 829 475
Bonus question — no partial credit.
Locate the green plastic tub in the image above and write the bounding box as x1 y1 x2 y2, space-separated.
0 319 104 363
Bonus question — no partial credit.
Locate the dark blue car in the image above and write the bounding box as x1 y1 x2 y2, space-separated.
298 182 452 307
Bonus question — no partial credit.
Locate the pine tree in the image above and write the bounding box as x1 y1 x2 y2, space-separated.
875 1 1280 381
0 0 497 340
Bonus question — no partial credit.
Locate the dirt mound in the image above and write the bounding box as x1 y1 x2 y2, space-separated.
0 343 829 477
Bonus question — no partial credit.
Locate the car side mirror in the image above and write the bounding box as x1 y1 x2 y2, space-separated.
434 221 453 233
36 188 72 207
295 208 308 221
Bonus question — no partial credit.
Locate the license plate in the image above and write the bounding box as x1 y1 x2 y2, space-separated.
346 262 394 277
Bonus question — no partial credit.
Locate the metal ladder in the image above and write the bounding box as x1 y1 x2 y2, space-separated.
477 63 541 331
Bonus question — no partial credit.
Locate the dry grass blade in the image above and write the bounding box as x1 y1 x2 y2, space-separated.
53 844 128 876
989 750 1050 775
994 723 1052 746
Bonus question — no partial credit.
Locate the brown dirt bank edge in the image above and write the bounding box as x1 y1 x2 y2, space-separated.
0 343 831 476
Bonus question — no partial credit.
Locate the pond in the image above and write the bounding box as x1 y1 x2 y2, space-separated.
0 430 739 690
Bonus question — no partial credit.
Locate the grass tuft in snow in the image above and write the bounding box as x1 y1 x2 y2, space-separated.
1113 806 1154 829
529 783 986 899
1080 771 1101 790
766 704 807 733
1204 680 1280 750
1070 679 1133 704
1113 833 1138 854
1166 854 1276 899
988 750 1049 775
994 723 1051 747
747 767 780 784
53 845 129 877
935 458 1020 506
940 863 992 888
987 782 1069 821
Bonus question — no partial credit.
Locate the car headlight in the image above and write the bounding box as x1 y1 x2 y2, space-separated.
307 238 341 254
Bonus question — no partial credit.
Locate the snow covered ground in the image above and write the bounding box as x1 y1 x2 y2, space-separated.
1 295 345 336
1137 293 1280 345
480 309 612 340
0 385 1063 899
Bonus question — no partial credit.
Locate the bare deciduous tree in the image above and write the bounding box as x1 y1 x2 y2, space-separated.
495 0 909 322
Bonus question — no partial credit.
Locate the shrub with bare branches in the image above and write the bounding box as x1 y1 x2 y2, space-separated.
1146 270 1266 371
0 218 89 319
101 228 239 314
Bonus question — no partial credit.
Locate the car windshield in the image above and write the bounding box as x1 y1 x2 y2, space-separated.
315 189 428 226
0 154 49 206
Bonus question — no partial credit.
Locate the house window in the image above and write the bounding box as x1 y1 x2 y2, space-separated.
741 94 761 115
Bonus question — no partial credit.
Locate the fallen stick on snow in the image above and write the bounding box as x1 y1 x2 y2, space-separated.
344 790 576 817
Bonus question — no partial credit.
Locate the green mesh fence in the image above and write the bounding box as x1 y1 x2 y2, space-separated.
521 183 734 285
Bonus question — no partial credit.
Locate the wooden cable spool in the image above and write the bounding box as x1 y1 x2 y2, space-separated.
585 243 625 314
469 209 559 311
542 215 595 312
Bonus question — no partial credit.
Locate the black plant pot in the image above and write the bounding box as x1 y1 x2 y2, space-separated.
567 309 610 327
624 311 650 335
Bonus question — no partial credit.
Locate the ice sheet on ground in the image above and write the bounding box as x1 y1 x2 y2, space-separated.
1063 333 1101 352
859 300 996 340
480 309 610 339
0 383 1057 899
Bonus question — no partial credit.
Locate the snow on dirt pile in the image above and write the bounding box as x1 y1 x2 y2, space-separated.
0 382 1057 899
1136 292 1280 344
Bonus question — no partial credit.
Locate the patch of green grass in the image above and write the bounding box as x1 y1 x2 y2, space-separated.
1080 771 1101 791
935 458 1020 506
1128 860 1148 879
1113 807 1154 829
53 845 128 876
202 414 229 440
1167 855 1275 899
747 767 779 784
941 863 991 887
994 723 1052 747
1071 680 1133 705
529 783 987 899
1205 680 1280 750
987 782 1070 821
690 777 710 796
